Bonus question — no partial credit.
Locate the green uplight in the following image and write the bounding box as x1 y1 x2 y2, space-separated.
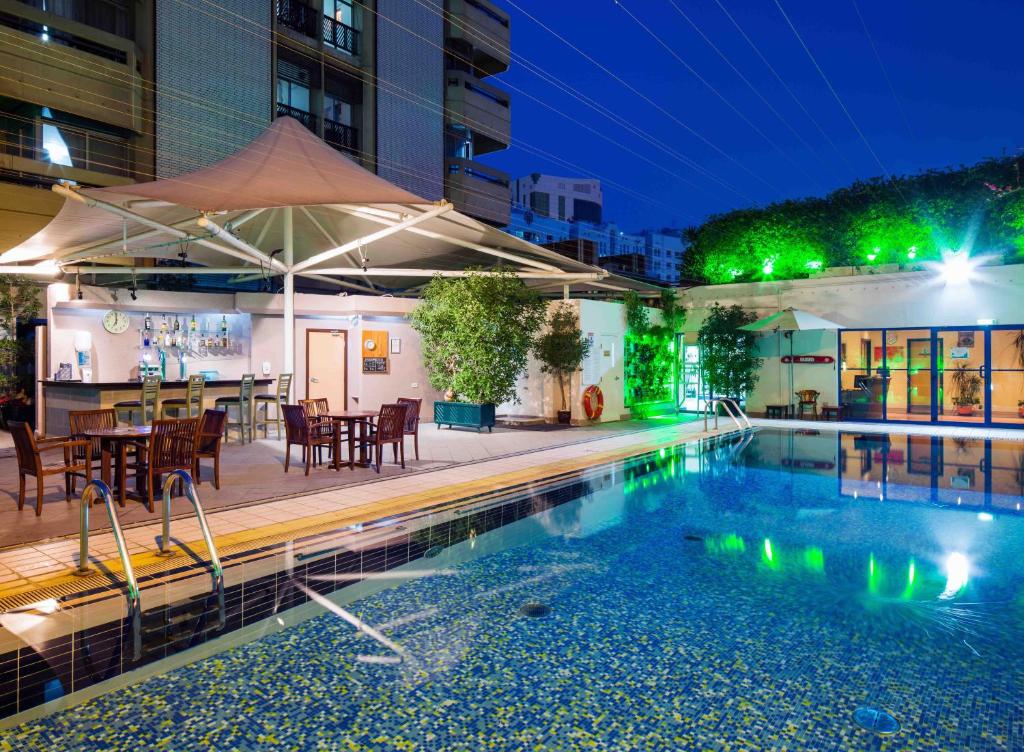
762 259 774 275
705 533 746 555
907 246 917 260
908 559 916 585
763 538 773 561
805 259 823 270
803 546 825 573
868 553 881 594
867 247 880 262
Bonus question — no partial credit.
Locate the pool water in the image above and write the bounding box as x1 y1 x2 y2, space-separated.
3 428 1023 751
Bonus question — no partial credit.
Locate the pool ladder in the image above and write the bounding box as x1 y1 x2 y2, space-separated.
703 398 753 433
75 470 224 661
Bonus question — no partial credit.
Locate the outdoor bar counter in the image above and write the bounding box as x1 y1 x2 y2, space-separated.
41 378 273 436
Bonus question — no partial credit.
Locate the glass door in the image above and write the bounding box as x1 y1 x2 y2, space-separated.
989 328 1024 426
936 329 986 424
883 329 931 422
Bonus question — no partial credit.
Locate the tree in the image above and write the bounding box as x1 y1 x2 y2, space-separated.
697 303 762 401
0 275 40 398
534 303 591 414
409 269 546 405
623 289 685 415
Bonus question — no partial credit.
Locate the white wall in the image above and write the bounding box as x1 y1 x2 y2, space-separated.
679 262 1024 413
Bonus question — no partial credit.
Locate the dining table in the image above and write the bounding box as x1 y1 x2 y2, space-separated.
321 411 378 470
80 425 151 505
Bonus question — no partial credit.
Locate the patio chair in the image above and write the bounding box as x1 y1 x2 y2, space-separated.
282 404 336 476
192 409 227 489
355 403 407 473
299 397 339 444
68 408 117 494
9 421 90 516
396 397 422 460
133 418 200 512
214 374 255 444
114 375 161 426
254 373 292 439
794 389 820 420
160 374 205 419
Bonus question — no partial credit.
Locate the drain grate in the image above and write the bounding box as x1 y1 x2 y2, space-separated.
853 707 900 735
519 602 551 618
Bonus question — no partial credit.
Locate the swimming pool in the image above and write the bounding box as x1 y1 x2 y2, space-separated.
2 428 1022 750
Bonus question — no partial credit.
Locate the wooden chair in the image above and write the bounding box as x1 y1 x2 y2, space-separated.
68 408 117 494
9 421 90 516
282 404 335 476
356 403 407 473
254 373 292 439
133 418 200 512
795 389 820 420
193 409 227 489
160 374 205 419
214 374 255 444
114 375 161 426
396 397 422 461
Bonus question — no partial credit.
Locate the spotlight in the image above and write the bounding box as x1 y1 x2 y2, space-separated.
907 246 917 260
938 249 978 285
867 247 879 262
761 259 774 275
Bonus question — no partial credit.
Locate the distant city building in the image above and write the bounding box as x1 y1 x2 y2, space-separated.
505 203 685 285
511 174 603 223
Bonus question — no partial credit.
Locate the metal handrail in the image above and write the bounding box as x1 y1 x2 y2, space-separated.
158 470 225 629
703 397 753 432
75 479 141 660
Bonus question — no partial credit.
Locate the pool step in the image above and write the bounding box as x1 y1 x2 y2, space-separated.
139 592 227 657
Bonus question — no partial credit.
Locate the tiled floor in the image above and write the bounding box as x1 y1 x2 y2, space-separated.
0 417 708 599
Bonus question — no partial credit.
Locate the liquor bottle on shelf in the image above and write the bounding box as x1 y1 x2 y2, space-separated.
144 313 152 332
190 314 197 332
220 315 229 349
141 327 150 348
160 314 168 334
173 316 181 333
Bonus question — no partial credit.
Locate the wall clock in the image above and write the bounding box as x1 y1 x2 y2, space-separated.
102 310 130 334
363 338 376 351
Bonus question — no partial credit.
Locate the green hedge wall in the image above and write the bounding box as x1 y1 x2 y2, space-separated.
682 156 1024 285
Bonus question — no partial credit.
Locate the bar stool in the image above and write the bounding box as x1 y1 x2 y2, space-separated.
160 374 205 419
215 374 255 444
254 373 292 439
114 375 161 426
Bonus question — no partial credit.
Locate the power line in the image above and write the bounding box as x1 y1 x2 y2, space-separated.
711 0 859 179
849 0 914 138
614 0 825 192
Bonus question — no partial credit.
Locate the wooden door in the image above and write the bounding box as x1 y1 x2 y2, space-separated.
306 329 347 408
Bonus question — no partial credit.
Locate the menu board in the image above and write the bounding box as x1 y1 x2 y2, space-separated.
363 357 388 373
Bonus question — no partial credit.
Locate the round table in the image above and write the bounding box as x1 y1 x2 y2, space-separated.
81 426 151 505
322 411 378 470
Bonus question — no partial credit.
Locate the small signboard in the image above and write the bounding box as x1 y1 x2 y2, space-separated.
363 357 388 374
781 355 835 364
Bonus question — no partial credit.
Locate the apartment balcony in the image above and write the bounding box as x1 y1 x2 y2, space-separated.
444 71 510 155
276 0 318 39
445 0 510 76
324 117 358 158
445 157 510 226
322 13 359 56
0 4 142 132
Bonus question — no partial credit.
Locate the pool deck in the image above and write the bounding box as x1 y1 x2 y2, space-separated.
0 416 1019 605
0 416 710 602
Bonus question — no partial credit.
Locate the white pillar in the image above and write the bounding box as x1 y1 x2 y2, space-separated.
562 284 570 300
283 207 295 375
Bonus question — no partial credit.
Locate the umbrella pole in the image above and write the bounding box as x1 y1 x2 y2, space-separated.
283 207 295 375
789 333 795 417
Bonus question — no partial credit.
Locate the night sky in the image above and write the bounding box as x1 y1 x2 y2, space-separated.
486 0 1024 232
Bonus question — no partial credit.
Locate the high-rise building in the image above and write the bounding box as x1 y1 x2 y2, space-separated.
0 0 512 253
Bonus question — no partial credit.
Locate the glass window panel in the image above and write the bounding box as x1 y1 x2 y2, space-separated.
883 329 931 422
935 437 986 506
990 329 1024 425
936 330 985 422
839 331 884 419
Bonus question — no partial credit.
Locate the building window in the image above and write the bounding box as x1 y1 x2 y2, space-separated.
276 77 310 112
530 191 550 217
558 195 566 220
326 0 354 27
324 92 352 126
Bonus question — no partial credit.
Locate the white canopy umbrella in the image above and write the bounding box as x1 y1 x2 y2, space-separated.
0 117 644 372
739 307 844 411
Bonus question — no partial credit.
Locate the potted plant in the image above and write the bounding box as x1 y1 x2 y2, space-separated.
534 303 591 424
410 269 546 432
950 364 982 416
0 275 40 428
697 303 762 411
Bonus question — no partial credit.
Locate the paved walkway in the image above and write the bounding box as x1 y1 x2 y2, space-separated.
0 417 712 599
0 419 680 550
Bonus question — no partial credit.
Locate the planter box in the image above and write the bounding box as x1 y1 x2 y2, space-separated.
434 401 495 432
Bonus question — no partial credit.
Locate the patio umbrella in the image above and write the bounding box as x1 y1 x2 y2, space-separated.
739 307 844 411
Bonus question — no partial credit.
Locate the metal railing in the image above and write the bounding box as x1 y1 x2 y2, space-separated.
703 397 753 433
323 14 359 55
275 0 318 37
323 117 358 154
158 470 225 630
276 102 317 133
75 479 141 660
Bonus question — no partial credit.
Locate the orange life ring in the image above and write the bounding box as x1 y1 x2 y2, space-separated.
582 385 604 420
